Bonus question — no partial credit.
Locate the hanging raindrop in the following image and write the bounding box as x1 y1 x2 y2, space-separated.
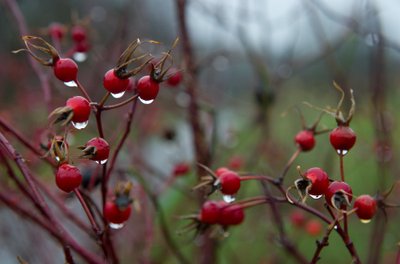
360 219 371 224
72 121 89 130
309 194 322 200
139 97 154 105
222 195 236 203
64 81 78 87
73 52 88 62
96 159 108 165
111 91 125 98
109 223 125 229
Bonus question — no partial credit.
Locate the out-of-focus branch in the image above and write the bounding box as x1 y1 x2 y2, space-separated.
4 0 52 108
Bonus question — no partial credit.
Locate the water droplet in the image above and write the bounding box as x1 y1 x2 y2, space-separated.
96 159 108 165
73 52 87 62
309 194 322 200
139 97 154 104
365 33 379 47
334 225 338 230
222 195 236 203
64 81 77 87
72 121 88 130
55 156 60 162
109 223 125 229
360 219 371 224
337 149 348 156
111 91 125 98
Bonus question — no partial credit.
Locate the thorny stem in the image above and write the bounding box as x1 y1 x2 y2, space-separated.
0 116 56 167
0 190 103 264
102 94 138 111
76 80 93 102
74 189 101 236
278 148 301 184
310 219 338 264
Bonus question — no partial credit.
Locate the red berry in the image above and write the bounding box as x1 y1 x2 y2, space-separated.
103 69 130 94
71 25 87 42
104 201 132 224
218 204 244 226
49 23 65 40
353 195 377 221
290 210 306 228
329 126 356 153
55 164 82 192
325 181 353 208
66 96 91 123
295 130 315 151
137 75 160 101
200 201 221 224
53 58 78 82
219 171 241 195
85 137 110 162
305 219 322 236
167 71 183 86
215 167 231 177
304 167 329 196
173 162 190 177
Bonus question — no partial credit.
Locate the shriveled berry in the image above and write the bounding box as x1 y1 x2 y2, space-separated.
219 171 241 195
66 96 90 123
353 195 377 222
167 71 183 86
104 201 132 224
304 167 329 196
295 130 315 151
325 181 353 208
329 126 356 153
200 200 221 224
82 137 110 162
137 75 160 101
218 204 244 226
56 164 82 192
103 69 129 94
53 58 78 82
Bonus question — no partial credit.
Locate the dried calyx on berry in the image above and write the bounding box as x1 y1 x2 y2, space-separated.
293 108 326 152
13 36 59 66
49 96 90 128
325 181 353 210
192 164 241 198
287 166 330 203
104 182 134 225
78 137 110 163
44 135 69 163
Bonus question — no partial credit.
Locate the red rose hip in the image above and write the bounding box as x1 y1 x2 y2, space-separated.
353 195 377 222
330 126 356 154
295 130 315 151
66 96 91 123
304 167 329 197
104 201 132 224
55 164 83 192
103 69 130 96
137 75 159 103
53 58 78 82
219 171 241 195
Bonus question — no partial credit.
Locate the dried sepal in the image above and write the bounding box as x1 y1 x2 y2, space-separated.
13 36 59 66
150 37 180 82
330 190 352 210
113 181 133 210
115 39 155 79
78 145 96 159
303 81 356 126
192 163 219 196
44 135 69 163
48 106 74 126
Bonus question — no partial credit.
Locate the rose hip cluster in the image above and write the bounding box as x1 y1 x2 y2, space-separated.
15 34 182 228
